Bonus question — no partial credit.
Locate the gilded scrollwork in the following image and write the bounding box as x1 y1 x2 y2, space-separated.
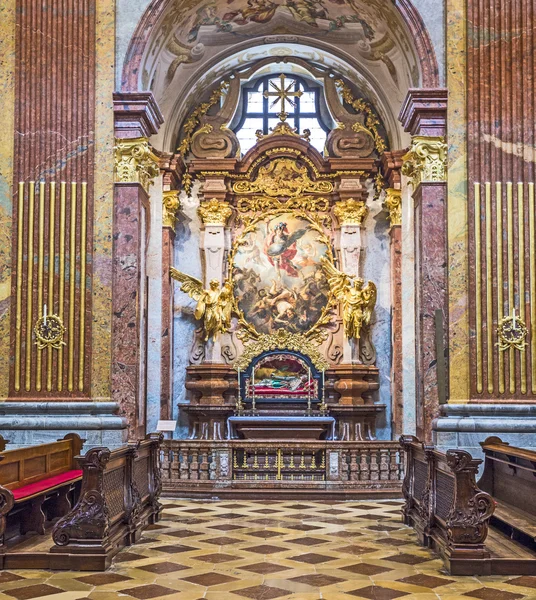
333 199 369 226
198 198 233 226
114 137 160 192
34 314 66 350
232 158 333 197
234 328 329 372
384 188 402 227
235 195 330 214
162 191 181 228
402 136 448 186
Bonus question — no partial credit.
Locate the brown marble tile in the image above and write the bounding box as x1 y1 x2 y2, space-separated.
113 552 147 563
398 573 454 588
338 544 376 555
181 573 238 586
193 552 241 563
137 562 190 574
384 553 431 565
0 572 25 584
233 584 290 599
348 585 409 599
463 589 525 600
202 536 243 545
240 563 292 575
120 584 177 599
374 538 411 547
283 523 322 531
290 574 345 587
341 563 393 575
245 530 282 539
164 529 200 538
288 537 327 546
289 552 337 564
208 524 246 531
77 573 132 586
4 584 64 600
153 544 198 554
245 544 286 554
507 577 536 589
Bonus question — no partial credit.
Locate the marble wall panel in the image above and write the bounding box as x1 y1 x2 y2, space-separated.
0 0 16 398
92 0 116 401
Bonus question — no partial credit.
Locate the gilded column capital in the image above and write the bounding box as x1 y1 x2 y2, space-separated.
333 198 369 226
162 190 181 228
198 198 232 226
114 137 160 192
402 135 447 187
384 188 402 227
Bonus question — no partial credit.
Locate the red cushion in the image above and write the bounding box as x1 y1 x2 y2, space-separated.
12 469 83 501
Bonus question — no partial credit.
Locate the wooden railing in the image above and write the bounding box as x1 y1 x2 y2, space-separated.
160 439 403 497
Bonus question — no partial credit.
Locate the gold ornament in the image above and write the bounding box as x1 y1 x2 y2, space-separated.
234 328 329 372
162 191 181 228
256 121 311 142
34 314 66 350
496 312 528 351
177 80 230 157
402 136 447 186
235 195 329 214
170 269 234 341
320 258 377 340
114 137 160 192
333 199 369 226
182 173 193 196
334 79 387 154
198 198 232 226
263 74 303 122
384 188 402 227
232 158 333 197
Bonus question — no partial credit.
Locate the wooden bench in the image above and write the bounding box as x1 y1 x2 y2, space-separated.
0 433 84 550
479 437 536 549
48 433 163 570
401 435 536 575
400 435 495 575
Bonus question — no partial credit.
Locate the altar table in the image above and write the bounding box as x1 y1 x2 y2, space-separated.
227 415 336 440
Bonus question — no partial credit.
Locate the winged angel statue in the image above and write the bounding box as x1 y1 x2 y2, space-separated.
170 268 234 341
320 258 377 340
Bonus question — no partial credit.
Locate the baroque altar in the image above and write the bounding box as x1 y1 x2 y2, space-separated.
172 122 386 443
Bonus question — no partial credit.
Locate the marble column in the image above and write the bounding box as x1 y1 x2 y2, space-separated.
113 93 163 438
400 90 448 441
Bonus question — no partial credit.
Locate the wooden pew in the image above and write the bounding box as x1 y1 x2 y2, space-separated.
49 433 162 570
479 437 536 550
0 433 84 551
400 435 495 575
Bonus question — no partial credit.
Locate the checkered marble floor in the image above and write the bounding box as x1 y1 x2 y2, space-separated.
1 500 536 600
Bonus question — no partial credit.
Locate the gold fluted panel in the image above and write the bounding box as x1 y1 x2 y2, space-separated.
13 181 90 396
474 181 536 397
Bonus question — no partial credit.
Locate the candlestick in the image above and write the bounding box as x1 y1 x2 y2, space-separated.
252 368 256 412
43 304 47 326
307 367 311 413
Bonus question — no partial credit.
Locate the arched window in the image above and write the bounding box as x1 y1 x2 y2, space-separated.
232 74 332 155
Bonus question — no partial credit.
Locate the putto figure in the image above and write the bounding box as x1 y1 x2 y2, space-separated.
320 257 376 340
170 268 234 341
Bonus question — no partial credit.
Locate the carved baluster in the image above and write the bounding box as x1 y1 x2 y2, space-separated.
179 447 189 480
389 448 399 480
359 449 370 481
349 450 359 481
379 449 389 480
370 450 379 481
199 448 209 481
190 449 200 480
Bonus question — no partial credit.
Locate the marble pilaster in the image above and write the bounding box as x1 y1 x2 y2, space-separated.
400 90 448 441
